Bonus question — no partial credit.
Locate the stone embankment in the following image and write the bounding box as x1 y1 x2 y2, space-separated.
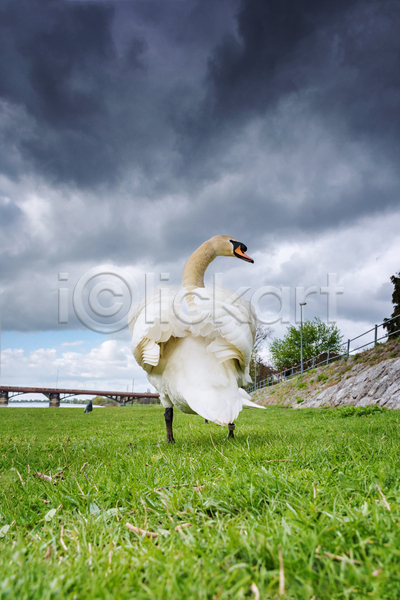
251 338 400 409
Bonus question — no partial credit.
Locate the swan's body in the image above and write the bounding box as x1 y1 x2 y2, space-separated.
129 235 265 439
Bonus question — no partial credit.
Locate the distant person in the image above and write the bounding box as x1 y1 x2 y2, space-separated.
284 368 291 380
84 400 93 414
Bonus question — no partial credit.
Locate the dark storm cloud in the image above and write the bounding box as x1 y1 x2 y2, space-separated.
0 0 150 187
0 0 237 190
206 0 352 117
204 0 400 137
178 0 400 219
1 0 399 208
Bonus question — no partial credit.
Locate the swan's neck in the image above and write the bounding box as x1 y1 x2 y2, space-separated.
182 241 216 290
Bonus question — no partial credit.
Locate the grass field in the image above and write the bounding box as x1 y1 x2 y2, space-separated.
1 405 400 599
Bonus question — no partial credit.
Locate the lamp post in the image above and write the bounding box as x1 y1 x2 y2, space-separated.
300 302 307 374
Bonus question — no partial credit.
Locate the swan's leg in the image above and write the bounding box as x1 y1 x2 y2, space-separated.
204 419 209 424
227 423 235 439
164 407 175 443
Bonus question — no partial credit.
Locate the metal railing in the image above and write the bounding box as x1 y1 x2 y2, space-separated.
248 315 400 393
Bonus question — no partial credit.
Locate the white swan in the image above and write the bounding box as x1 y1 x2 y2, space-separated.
129 235 265 441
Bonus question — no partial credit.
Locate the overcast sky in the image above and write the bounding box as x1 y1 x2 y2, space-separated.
1 0 399 395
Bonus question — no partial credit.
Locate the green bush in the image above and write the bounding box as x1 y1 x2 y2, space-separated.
336 405 386 418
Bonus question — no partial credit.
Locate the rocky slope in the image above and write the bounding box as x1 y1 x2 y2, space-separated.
251 338 400 409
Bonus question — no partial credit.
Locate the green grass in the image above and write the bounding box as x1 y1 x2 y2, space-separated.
297 383 308 390
1 406 400 599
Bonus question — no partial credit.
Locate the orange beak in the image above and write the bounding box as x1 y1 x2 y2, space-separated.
235 246 254 263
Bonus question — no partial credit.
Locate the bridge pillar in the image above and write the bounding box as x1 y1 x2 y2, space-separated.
49 393 60 407
0 392 9 406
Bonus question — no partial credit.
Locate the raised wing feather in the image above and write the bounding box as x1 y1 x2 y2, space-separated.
129 284 256 377
189 284 256 371
129 285 188 368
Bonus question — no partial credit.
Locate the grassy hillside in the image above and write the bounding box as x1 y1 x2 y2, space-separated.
252 338 400 408
1 405 400 598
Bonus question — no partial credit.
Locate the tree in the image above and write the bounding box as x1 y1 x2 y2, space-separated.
253 323 273 356
269 318 343 372
248 324 275 384
383 272 400 339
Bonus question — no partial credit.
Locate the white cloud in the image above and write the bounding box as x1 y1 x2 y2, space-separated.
1 339 153 393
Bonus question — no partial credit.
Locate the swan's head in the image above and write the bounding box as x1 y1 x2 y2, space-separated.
209 235 254 263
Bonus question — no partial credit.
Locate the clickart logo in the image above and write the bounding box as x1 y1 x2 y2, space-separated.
58 267 343 333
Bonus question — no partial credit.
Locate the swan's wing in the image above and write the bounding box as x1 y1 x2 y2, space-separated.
129 285 188 367
189 284 257 372
129 283 256 374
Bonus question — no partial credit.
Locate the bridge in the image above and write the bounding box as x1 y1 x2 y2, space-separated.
0 386 159 407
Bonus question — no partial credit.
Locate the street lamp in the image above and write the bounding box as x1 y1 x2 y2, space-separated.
299 302 307 374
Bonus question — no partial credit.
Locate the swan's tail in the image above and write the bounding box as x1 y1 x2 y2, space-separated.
152 336 266 425
239 388 266 410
